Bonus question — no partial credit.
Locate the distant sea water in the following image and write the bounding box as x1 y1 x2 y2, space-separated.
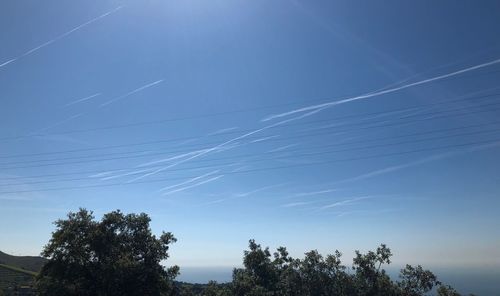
177 266 500 296
425 267 500 296
177 266 233 283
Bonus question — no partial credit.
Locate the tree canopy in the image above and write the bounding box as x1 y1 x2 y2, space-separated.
36 209 178 296
35 209 470 296
200 240 470 296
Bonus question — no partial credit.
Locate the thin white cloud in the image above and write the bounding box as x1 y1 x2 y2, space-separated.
130 144 239 183
334 208 399 217
0 59 16 68
64 93 101 107
200 198 227 206
157 105 330 172
250 135 280 143
267 143 299 153
0 6 123 69
261 58 500 122
320 196 373 210
336 141 500 184
157 170 220 193
162 175 224 196
231 165 251 172
207 127 238 136
100 168 154 181
88 171 119 178
100 79 164 107
281 201 315 208
292 188 338 197
234 183 286 197
137 149 211 167
36 113 84 133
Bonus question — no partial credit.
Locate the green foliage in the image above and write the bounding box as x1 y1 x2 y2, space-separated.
0 264 37 277
202 281 232 296
398 264 440 296
437 285 462 296
36 208 178 296
0 264 35 294
216 240 461 296
28 209 466 296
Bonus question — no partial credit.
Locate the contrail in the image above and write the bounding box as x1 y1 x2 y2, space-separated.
292 188 338 197
65 93 101 107
157 170 220 193
0 6 123 69
281 201 316 208
320 196 373 210
156 106 331 171
130 145 237 182
267 143 299 153
234 183 286 197
100 79 164 107
207 127 239 136
336 141 500 184
137 149 211 167
262 58 500 122
35 113 84 133
100 168 154 181
250 135 280 143
162 175 224 196
88 171 118 178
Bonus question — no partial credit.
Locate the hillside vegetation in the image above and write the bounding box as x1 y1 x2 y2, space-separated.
0 264 36 295
0 251 46 273
0 252 43 295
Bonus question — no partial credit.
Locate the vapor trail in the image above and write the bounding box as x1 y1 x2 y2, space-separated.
336 141 500 184
320 196 373 210
100 79 164 107
162 175 224 196
157 170 220 192
0 6 123 69
267 144 299 153
250 135 280 143
157 106 331 171
36 113 84 133
100 168 154 181
235 183 286 197
281 201 316 208
262 58 500 122
130 145 237 182
65 93 101 107
207 127 239 136
292 188 338 197
137 149 211 167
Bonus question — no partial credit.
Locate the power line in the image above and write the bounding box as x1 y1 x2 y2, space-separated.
1 137 498 195
2 126 499 187
1 95 499 167
0 90 499 144
1 102 499 170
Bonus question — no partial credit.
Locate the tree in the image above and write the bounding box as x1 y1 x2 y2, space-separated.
398 264 440 296
231 240 277 295
202 281 232 296
352 244 398 296
437 285 462 296
36 209 178 296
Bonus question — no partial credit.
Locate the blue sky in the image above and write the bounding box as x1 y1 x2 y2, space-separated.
1 0 500 278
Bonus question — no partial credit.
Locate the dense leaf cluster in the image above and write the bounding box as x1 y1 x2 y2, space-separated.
36 209 178 296
185 240 468 296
